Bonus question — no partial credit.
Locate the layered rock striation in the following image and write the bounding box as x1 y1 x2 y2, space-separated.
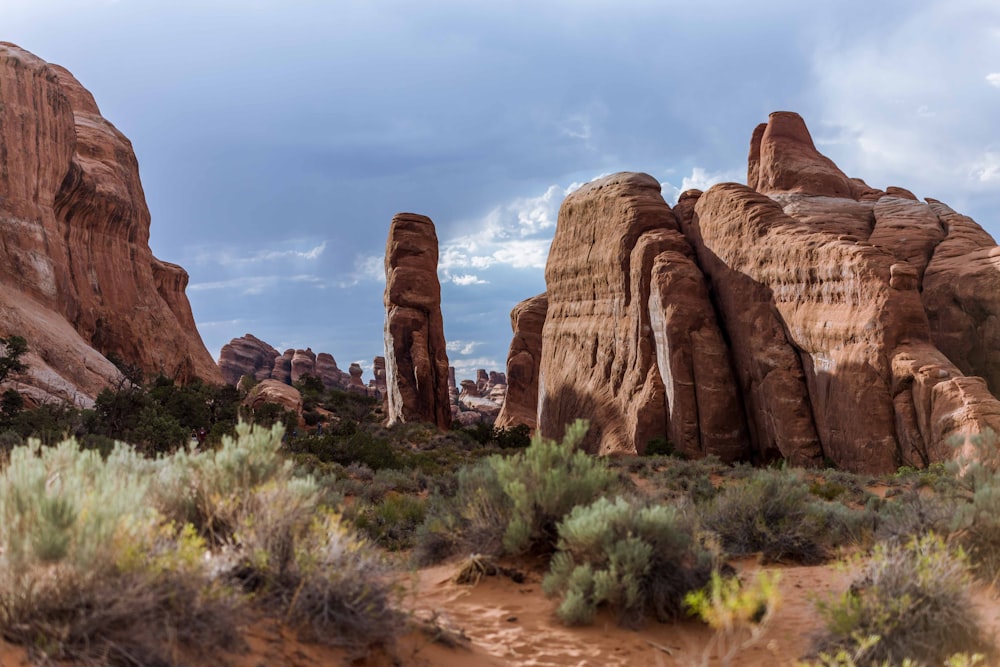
383 213 451 429
217 334 359 391
0 43 220 402
506 111 1000 472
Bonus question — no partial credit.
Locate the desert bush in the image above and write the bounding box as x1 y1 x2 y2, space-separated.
813 534 993 666
874 490 959 544
0 429 22 453
685 570 781 667
700 468 856 563
0 439 241 665
117 422 400 653
413 457 511 564
235 510 401 651
350 493 427 551
493 419 619 555
414 420 618 562
643 435 674 457
543 495 720 628
944 429 1000 583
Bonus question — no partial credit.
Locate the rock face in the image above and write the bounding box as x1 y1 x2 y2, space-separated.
495 294 548 430
371 356 387 397
218 335 280 386
511 111 1000 472
536 172 747 458
217 336 359 392
244 379 303 417
383 213 451 429
0 43 221 401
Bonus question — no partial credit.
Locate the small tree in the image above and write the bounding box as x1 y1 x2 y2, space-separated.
0 335 28 385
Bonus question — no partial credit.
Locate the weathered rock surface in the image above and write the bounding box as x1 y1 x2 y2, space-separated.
219 334 280 386
383 213 451 429
537 173 679 454
217 335 359 392
272 350 294 385
0 42 221 399
495 294 548 430
243 379 302 417
315 353 352 389
509 110 1000 472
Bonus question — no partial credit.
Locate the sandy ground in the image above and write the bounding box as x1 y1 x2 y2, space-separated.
0 557 995 666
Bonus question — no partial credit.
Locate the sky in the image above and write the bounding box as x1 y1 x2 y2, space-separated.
2 1 999 382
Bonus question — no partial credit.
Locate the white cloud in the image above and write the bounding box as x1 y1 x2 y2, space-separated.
971 152 1000 183
559 114 592 141
661 167 743 203
450 356 504 381
447 340 480 355
348 254 385 285
192 241 327 267
450 273 488 286
438 181 585 274
808 2 1000 195
188 274 324 295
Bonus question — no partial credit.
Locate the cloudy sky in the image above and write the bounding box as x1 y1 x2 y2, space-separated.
3 1 999 381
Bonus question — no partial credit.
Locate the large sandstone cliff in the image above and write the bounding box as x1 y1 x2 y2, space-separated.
508 111 1000 472
0 43 220 403
383 213 451 429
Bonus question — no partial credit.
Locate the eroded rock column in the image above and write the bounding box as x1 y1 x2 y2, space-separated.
383 213 451 429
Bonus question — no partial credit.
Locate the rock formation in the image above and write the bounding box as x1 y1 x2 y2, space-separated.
509 111 1000 472
371 356 387 397
217 336 359 392
495 294 548 430
383 213 451 429
536 173 748 459
316 352 352 389
243 379 303 418
218 334 280 385
271 350 294 385
0 43 221 402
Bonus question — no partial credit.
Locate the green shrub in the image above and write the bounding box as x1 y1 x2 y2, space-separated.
700 468 853 563
414 420 619 562
813 534 993 666
644 435 674 457
492 419 619 555
414 457 512 564
237 511 401 651
945 429 1000 583
0 439 241 664
686 570 781 667
875 490 959 545
543 495 719 628
350 493 427 551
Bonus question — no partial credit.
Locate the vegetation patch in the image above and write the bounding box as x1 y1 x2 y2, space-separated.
543 495 720 628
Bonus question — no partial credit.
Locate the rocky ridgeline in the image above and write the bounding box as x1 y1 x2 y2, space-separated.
0 43 220 406
491 112 1000 473
217 334 386 397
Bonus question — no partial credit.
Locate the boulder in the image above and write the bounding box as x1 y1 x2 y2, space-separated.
244 379 303 416
383 213 451 429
